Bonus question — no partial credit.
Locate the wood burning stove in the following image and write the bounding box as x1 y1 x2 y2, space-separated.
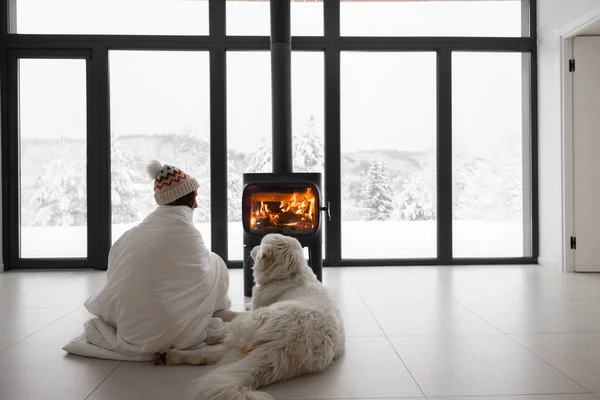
242 1 329 297
242 173 329 296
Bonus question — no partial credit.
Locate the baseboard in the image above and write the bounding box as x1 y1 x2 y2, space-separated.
538 257 562 272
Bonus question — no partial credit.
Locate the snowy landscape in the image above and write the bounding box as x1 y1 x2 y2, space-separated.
20 116 524 260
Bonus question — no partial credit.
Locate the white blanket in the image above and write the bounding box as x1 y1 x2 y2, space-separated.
63 206 231 361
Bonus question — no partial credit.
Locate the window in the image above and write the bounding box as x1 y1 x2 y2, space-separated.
452 52 527 258
15 0 209 35
1 0 537 269
341 0 523 37
291 52 325 177
109 51 211 247
226 0 323 36
227 51 324 260
341 52 437 259
19 59 88 258
227 52 272 260
292 52 325 258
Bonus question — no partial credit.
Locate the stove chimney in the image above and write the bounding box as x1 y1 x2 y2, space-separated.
270 0 293 174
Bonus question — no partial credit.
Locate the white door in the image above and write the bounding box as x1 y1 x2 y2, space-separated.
573 36 600 272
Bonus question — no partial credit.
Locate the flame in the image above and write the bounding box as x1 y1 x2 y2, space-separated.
248 187 317 232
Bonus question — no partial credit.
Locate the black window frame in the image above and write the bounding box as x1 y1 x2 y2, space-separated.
0 0 538 270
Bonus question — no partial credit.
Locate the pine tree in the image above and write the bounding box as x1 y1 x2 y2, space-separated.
359 159 395 221
244 135 272 173
31 139 87 226
292 115 324 173
395 176 436 221
111 140 141 224
245 116 324 173
193 182 211 223
228 156 243 222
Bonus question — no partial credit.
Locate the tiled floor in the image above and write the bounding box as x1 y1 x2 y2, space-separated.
1 265 600 400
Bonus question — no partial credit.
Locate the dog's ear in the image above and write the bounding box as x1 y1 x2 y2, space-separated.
250 245 260 261
257 245 273 262
251 244 274 264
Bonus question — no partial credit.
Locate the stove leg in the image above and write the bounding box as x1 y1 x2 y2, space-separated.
308 245 323 283
243 245 254 297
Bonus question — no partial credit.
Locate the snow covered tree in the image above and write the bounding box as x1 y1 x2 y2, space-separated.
245 135 272 173
193 183 211 224
395 176 436 221
172 134 210 174
111 140 141 224
359 159 395 221
31 140 86 226
245 116 324 173
292 115 324 173
228 156 243 222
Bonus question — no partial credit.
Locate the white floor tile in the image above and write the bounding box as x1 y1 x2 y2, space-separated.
0 343 119 400
428 396 598 400
22 307 94 344
0 272 104 309
90 338 423 400
355 280 499 335
366 299 500 336
87 362 205 400
411 266 593 302
326 281 385 337
342 266 426 283
390 335 586 397
0 271 71 294
263 337 423 399
0 271 73 308
511 333 600 393
2 266 600 400
354 280 450 303
322 266 352 282
462 298 600 334
0 308 73 343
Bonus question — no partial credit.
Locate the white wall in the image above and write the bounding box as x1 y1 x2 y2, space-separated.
0 145 2 272
537 0 600 270
0 129 2 272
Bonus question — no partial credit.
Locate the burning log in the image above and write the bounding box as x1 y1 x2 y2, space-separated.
248 187 316 232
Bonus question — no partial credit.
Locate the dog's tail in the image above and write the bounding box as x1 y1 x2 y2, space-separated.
190 352 275 400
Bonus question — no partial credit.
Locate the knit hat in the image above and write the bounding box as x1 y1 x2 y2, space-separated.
147 160 200 205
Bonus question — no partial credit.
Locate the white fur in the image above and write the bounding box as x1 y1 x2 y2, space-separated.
178 234 345 400
147 160 164 180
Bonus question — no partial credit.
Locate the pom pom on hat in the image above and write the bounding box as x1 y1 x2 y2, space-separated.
146 160 200 205
147 160 164 180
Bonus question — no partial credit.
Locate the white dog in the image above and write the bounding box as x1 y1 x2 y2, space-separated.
153 233 345 400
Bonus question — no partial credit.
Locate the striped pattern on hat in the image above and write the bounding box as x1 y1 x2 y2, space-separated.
147 160 200 205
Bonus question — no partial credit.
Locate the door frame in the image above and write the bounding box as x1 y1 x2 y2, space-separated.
560 4 600 273
3 48 103 269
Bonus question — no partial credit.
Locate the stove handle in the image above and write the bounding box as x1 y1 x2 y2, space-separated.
321 202 331 222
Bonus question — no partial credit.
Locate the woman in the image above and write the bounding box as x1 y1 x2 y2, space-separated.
64 161 232 361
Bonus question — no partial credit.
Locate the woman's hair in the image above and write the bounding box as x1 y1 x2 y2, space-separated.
168 191 196 209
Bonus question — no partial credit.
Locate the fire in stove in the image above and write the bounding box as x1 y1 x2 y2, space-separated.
249 187 317 233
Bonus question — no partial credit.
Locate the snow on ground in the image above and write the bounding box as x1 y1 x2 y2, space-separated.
20 220 523 260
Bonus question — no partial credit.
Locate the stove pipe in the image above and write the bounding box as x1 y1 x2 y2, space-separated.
270 0 293 174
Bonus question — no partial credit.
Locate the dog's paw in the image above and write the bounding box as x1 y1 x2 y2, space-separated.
152 351 167 365
152 348 182 365
244 302 252 311
205 327 224 345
